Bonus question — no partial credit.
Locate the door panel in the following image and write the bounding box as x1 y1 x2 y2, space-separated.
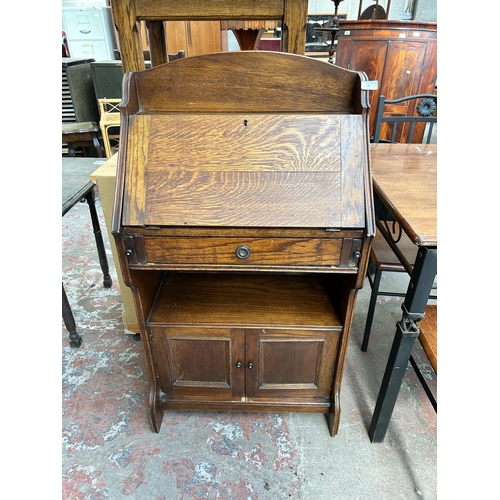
245 329 340 401
150 326 245 399
378 41 429 143
337 39 388 132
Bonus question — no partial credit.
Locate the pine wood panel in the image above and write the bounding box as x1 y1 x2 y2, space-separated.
419 304 437 373
165 21 223 57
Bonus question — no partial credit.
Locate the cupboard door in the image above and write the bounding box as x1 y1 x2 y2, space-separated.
186 21 222 56
381 41 426 100
245 329 340 402
149 326 245 400
345 39 388 84
377 40 431 143
166 21 222 57
336 39 388 133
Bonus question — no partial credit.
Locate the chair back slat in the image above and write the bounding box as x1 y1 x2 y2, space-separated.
372 93 437 144
110 0 309 73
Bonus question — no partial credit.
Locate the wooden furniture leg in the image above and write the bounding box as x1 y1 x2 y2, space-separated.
232 28 265 50
62 283 83 348
62 122 105 158
85 187 112 288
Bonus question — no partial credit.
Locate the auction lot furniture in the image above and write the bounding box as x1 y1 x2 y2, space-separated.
367 143 437 442
111 51 375 436
110 0 309 72
91 155 140 333
335 20 437 141
62 121 104 158
362 93 437 351
62 157 112 347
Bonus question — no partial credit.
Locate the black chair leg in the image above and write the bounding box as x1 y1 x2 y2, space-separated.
85 188 112 288
362 266 383 352
62 284 83 348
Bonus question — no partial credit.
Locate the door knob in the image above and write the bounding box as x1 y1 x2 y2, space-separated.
247 362 253 369
236 361 242 368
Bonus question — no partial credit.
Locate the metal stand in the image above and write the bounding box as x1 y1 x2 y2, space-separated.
368 246 437 442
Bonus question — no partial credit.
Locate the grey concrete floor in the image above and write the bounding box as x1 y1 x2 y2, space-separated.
62 192 437 499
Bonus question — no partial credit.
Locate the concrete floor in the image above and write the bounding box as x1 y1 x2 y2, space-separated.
62 191 437 499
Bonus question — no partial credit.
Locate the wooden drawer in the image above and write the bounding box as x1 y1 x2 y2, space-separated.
125 235 362 269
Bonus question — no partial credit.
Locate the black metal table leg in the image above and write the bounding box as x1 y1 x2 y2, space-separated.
85 187 112 288
368 246 437 442
62 283 83 348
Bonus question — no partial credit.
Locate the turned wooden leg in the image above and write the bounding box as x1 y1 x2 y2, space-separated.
92 132 105 158
85 187 112 288
62 284 83 348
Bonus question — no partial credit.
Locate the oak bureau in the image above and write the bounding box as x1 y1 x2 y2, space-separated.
112 51 375 436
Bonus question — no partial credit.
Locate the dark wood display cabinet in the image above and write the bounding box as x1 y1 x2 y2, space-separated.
335 20 437 142
112 51 375 437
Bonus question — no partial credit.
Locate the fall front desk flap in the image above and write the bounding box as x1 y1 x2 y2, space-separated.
121 113 366 229
114 52 371 231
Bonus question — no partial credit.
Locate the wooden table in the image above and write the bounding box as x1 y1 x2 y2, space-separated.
62 122 105 158
367 143 437 442
62 157 112 347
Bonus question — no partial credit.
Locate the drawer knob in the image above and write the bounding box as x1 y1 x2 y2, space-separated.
236 361 242 368
235 245 251 259
248 362 253 369
354 251 361 259
125 249 133 256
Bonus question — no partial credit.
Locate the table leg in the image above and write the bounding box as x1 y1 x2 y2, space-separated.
85 187 112 288
92 133 105 158
368 246 437 442
62 284 83 348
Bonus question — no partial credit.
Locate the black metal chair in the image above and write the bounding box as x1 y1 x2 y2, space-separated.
372 93 437 144
363 93 438 409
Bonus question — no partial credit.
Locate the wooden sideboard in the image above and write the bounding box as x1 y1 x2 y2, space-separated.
112 51 374 436
335 20 437 142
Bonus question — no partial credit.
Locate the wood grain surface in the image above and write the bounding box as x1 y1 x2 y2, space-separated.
371 143 436 246
148 273 342 328
123 114 366 228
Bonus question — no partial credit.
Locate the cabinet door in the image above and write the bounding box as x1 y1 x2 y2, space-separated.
336 39 388 133
381 40 427 100
149 326 245 400
166 21 222 57
187 21 222 56
245 329 340 403
378 40 434 143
